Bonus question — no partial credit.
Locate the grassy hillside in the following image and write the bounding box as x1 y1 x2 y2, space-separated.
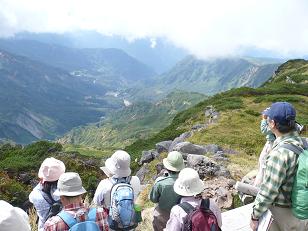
60 91 205 151
125 59 308 172
0 141 103 207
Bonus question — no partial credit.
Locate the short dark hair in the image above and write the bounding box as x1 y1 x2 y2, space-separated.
275 120 296 133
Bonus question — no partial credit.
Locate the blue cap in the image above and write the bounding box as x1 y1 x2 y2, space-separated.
267 102 296 125
262 107 270 115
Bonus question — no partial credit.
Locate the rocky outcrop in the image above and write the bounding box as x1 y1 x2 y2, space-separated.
203 176 236 209
186 154 231 179
155 141 172 153
173 142 207 156
139 150 159 165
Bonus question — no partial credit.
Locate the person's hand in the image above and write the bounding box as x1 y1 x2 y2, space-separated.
250 219 258 231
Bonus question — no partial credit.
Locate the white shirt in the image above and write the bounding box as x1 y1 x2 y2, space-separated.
165 197 222 231
28 184 59 231
93 176 141 208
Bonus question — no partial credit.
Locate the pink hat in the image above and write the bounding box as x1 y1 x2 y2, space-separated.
38 157 65 182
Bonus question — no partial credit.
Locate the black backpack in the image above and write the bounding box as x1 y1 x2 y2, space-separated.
41 190 63 222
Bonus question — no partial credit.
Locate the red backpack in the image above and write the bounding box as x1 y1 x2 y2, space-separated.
179 198 221 231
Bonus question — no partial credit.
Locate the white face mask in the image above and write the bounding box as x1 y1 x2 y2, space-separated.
267 118 275 131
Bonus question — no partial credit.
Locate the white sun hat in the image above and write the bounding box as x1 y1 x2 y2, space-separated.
174 168 205 197
0 200 31 231
38 157 65 183
163 151 185 172
54 172 86 197
100 150 131 178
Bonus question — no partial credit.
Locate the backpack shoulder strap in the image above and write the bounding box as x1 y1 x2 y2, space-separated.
301 138 308 149
126 176 132 184
57 211 77 228
179 202 195 215
87 208 97 222
200 198 210 210
41 190 55 205
280 143 304 155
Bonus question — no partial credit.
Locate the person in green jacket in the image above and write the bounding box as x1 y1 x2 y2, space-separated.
149 151 185 231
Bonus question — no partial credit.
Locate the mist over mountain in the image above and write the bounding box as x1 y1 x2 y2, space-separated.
13 32 187 74
0 39 156 89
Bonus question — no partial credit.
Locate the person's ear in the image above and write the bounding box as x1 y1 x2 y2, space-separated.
268 119 275 129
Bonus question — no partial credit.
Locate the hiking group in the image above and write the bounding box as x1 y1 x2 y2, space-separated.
0 101 307 231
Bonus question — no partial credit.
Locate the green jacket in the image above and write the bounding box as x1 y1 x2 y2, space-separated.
149 173 181 212
253 131 303 219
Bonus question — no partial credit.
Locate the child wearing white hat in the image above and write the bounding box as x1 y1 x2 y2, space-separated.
165 168 222 231
0 200 31 231
29 157 65 231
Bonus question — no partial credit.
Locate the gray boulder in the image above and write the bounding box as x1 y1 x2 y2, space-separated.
136 164 150 184
169 137 184 152
139 150 159 165
192 124 206 131
156 141 172 153
203 144 222 154
179 131 193 139
173 142 207 155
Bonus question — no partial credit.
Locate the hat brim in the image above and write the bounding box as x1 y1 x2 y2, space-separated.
53 187 87 197
173 179 205 197
163 158 185 172
100 166 113 177
104 157 131 178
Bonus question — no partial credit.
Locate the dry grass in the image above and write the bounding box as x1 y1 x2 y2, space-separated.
29 207 38 231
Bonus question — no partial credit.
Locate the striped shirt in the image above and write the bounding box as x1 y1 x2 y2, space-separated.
44 203 108 231
252 131 303 219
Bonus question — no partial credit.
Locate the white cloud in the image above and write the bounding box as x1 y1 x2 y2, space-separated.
0 0 308 58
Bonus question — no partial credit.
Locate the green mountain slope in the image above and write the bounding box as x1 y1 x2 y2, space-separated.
157 56 280 95
0 39 156 89
59 91 205 150
0 50 121 143
125 59 308 171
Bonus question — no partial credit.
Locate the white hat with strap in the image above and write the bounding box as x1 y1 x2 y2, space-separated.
173 168 205 197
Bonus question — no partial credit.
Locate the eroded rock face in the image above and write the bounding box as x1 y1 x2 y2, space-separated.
186 154 231 179
203 176 236 209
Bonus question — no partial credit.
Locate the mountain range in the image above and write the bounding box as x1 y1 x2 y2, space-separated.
157 56 280 95
0 36 282 145
0 49 119 143
0 39 156 89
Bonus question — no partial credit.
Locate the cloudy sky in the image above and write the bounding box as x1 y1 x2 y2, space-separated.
1 0 308 58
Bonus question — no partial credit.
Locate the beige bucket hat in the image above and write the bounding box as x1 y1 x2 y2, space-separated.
163 151 185 172
38 157 65 183
100 150 131 178
174 168 205 196
54 172 86 197
0 200 31 231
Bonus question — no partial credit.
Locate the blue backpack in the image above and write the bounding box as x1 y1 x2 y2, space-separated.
108 176 138 230
57 208 100 231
